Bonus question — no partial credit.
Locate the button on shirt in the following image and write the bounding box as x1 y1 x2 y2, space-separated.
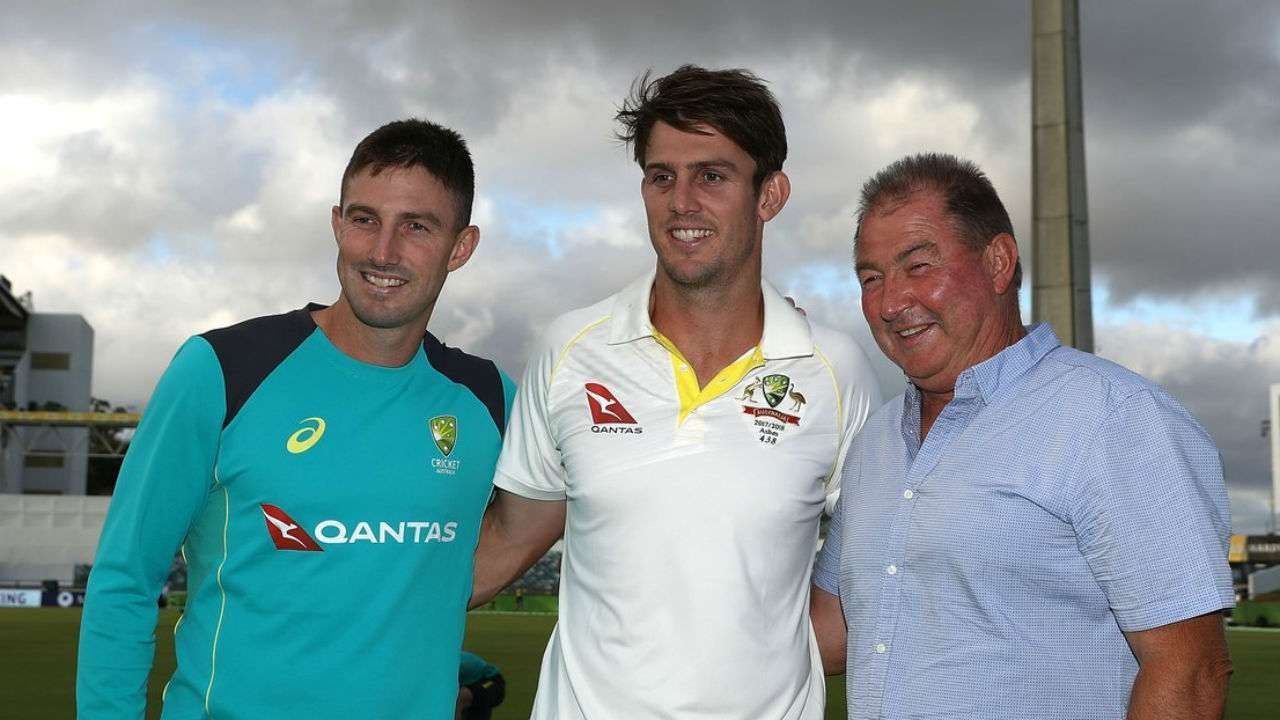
813 324 1234 720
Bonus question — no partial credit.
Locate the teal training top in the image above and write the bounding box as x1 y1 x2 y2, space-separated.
458 651 500 686
77 306 514 719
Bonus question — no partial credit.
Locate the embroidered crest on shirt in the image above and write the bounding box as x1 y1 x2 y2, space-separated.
741 374 804 445
430 415 462 475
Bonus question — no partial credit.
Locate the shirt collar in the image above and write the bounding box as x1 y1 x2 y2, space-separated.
900 323 1060 443
607 270 814 359
955 322 1061 402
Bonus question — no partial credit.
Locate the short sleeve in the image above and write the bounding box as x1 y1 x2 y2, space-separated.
814 438 860 596
819 333 884 514
1070 388 1234 632
493 337 569 500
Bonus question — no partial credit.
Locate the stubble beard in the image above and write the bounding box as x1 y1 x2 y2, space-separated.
652 216 759 293
340 266 430 332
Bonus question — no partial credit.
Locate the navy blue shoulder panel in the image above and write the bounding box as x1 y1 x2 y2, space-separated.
423 332 507 438
200 306 317 428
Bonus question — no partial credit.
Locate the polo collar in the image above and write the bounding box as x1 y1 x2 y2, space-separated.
607 270 814 359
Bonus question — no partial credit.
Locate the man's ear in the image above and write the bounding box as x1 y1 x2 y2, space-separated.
331 205 343 245
447 225 480 272
756 171 791 223
985 232 1020 295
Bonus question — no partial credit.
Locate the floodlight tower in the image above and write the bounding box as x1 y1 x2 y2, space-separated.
1271 383 1279 534
1031 0 1093 351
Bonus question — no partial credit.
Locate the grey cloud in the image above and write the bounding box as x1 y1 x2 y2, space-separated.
4 0 1277 537
1081 1 1280 144
1086 132 1280 314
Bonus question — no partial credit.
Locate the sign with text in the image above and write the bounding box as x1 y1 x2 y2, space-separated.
0 589 43 607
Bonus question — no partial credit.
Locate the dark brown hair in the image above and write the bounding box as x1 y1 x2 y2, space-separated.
615 65 786 190
340 119 475 228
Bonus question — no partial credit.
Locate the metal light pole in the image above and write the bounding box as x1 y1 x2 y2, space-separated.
1031 0 1093 351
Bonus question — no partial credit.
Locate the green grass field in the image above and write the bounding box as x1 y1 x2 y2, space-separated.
3 608 1276 718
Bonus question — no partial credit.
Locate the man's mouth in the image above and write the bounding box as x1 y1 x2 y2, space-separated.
894 324 930 339
670 228 714 242
362 271 406 288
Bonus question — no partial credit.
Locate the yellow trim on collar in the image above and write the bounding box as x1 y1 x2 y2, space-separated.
651 330 764 424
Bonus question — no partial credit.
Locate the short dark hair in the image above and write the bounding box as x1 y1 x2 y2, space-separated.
339 119 475 228
855 153 1022 289
615 65 786 190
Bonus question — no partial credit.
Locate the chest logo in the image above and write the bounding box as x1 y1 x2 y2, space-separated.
741 374 804 445
585 383 637 424
430 415 457 456
261 504 323 551
585 382 643 434
430 415 462 475
286 417 326 454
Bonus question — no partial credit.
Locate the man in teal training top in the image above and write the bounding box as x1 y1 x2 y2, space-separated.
77 119 514 719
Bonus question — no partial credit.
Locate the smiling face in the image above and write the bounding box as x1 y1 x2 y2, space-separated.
855 190 1021 394
330 165 477 334
640 121 785 291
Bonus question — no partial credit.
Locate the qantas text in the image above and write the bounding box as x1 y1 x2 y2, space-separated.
313 520 458 544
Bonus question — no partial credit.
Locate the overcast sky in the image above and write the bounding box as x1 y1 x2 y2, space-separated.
3 1 1278 532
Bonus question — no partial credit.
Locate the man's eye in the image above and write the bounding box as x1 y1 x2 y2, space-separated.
649 173 673 185
702 171 723 183
350 216 375 225
407 222 429 233
859 274 881 287
909 262 930 273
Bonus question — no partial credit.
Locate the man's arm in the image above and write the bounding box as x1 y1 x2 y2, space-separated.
1069 389 1235 719
77 337 224 718
470 489 566 608
1125 612 1231 720
810 586 847 674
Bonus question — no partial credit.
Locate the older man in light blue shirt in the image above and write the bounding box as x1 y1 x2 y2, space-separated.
812 153 1234 720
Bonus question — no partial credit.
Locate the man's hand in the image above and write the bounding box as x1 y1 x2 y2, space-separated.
471 489 566 608
810 585 847 675
455 685 473 720
1125 612 1232 720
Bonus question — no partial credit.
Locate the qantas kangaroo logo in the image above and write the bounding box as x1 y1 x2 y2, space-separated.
584 383 637 424
261 504 323 551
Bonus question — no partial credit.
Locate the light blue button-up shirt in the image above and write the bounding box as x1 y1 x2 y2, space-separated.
814 324 1233 719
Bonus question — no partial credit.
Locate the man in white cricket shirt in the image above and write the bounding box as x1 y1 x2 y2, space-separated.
471 65 882 719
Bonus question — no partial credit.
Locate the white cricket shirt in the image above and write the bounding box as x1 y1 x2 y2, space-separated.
495 273 882 719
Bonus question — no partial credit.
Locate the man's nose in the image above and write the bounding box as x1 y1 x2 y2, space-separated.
370 224 401 266
669 176 700 215
879 275 912 320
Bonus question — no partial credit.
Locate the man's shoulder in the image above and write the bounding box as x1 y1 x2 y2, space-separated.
808 322 875 367
198 306 316 358
1038 345 1168 405
1027 345 1209 436
807 322 885 395
537 294 617 355
195 305 318 428
422 333 510 437
422 332 503 379
864 391 905 432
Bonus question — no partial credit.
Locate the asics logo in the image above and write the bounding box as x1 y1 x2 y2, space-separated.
584 383 637 424
286 417 326 454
